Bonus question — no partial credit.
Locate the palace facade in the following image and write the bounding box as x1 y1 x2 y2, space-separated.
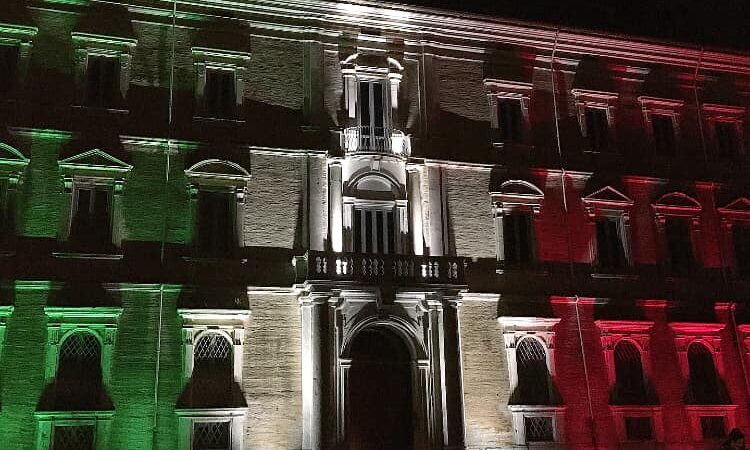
1 1 750 449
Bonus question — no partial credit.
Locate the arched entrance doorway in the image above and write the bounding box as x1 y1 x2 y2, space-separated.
346 326 414 450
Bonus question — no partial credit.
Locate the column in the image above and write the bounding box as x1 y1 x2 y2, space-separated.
301 296 327 450
408 166 425 255
329 162 343 252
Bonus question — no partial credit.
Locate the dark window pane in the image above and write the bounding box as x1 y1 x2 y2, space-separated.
596 217 626 270
53 425 95 450
204 69 235 118
585 108 609 151
354 209 362 253
625 417 653 441
515 338 550 405
665 218 693 275
613 341 648 404
734 223 750 275
700 416 726 439
86 55 120 108
503 214 533 265
0 45 19 94
196 191 234 257
715 122 737 159
498 100 523 143
687 343 721 404
70 187 112 249
376 210 384 254
193 422 230 450
524 416 553 442
652 115 675 155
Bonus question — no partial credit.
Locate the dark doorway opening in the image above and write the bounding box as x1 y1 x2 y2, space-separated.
347 327 414 450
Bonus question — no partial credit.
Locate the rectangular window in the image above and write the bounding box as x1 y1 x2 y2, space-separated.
503 213 533 265
204 68 236 119
585 107 609 152
53 424 95 450
715 121 738 159
524 416 554 442
86 55 120 108
700 416 726 439
625 417 653 441
498 99 523 143
596 217 626 270
665 218 694 275
733 223 750 275
70 187 112 249
196 191 234 257
353 207 395 254
358 80 386 151
193 421 230 450
652 114 675 155
0 45 19 94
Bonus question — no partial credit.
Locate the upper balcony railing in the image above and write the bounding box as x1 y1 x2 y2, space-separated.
298 250 467 285
341 126 411 156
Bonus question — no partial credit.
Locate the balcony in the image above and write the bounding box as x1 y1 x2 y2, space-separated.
298 251 467 285
341 126 411 156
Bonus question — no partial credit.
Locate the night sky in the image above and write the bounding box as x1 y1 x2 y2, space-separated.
398 0 749 52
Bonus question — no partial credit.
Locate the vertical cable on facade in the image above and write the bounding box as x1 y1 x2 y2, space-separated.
694 48 707 163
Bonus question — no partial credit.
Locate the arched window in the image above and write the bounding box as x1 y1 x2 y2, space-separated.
613 341 648 404
686 342 722 404
58 331 102 383
193 332 233 396
515 337 550 405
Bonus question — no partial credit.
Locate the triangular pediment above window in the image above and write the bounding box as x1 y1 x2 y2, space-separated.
719 197 750 216
583 186 633 207
59 149 132 174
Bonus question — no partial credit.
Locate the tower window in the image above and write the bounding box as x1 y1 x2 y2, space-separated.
651 114 675 155
498 99 523 143
358 80 387 151
585 107 609 152
86 55 120 108
204 68 236 119
353 207 395 255
503 213 533 266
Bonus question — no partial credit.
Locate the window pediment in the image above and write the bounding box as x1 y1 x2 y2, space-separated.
59 149 132 176
185 159 251 187
492 180 544 215
652 192 701 219
583 186 633 218
719 198 750 221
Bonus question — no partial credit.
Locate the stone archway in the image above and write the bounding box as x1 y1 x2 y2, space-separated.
345 326 416 450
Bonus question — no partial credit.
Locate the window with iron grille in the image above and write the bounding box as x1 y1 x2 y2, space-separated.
0 45 18 95
613 341 648 404
651 114 675 155
524 416 554 442
195 191 235 258
700 416 726 439
503 213 533 266
193 421 230 450
585 107 609 152
665 218 694 276
497 99 523 144
515 338 550 405
70 186 112 250
53 424 95 450
58 331 102 382
714 121 738 159
204 68 236 119
596 217 626 270
193 333 233 398
86 55 120 108
686 343 722 405
624 417 653 441
733 223 750 276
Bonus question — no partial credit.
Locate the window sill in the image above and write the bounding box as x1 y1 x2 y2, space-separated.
72 105 129 114
181 256 248 264
591 271 638 280
52 252 124 260
497 263 548 276
193 115 246 124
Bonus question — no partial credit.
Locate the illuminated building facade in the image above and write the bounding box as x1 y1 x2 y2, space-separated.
0 0 749 449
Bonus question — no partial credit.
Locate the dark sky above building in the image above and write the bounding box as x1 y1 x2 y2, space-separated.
400 0 749 52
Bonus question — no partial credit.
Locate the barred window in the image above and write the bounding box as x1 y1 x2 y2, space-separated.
686 343 721 404
193 421 230 450
58 331 102 382
700 416 726 439
613 341 648 404
515 338 550 405
625 417 653 441
194 333 233 388
524 416 553 442
53 424 95 450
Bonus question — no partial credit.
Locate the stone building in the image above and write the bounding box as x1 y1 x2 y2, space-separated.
0 0 749 449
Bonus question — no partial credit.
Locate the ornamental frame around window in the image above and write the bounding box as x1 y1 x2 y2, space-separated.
571 89 619 152
71 33 137 109
42 307 122 388
484 79 533 147
178 309 250 387
57 150 132 253
34 410 114 450
0 142 29 248
0 24 37 93
595 320 654 392
508 405 566 446
668 322 726 386
491 180 544 272
703 104 745 159
718 198 750 276
638 96 685 153
684 405 737 443
192 47 251 121
583 186 635 272
185 159 251 254
176 408 247 450
652 192 702 274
